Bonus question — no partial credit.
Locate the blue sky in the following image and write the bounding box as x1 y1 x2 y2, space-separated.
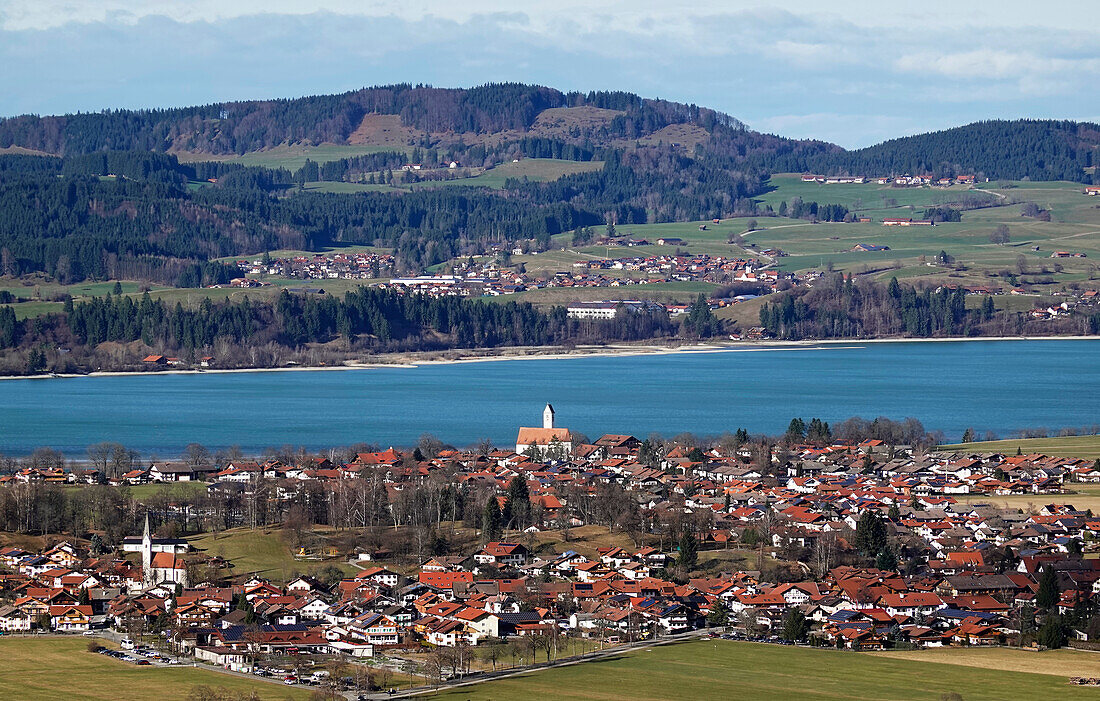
1 1 1098 148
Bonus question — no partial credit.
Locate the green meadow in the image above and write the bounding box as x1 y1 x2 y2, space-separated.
423 639 1100 701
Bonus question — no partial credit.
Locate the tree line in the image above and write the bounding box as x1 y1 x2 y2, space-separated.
758 273 1091 340
754 119 1099 183
0 287 684 374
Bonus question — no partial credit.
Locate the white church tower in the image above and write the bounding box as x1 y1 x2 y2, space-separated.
141 512 153 587
543 403 555 429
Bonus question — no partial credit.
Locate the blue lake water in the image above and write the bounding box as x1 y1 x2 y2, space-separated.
0 340 1096 456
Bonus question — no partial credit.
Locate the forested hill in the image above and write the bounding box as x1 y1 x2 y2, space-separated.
759 119 1100 182
0 83 769 156
1 83 1096 182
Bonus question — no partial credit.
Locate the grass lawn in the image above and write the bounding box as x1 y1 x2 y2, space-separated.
300 180 399 194
489 281 717 307
0 637 309 700
870 645 1100 678
941 435 1100 460
954 484 1100 514
423 640 1100 701
1 279 160 319
3 300 64 320
177 143 407 171
414 159 603 190
742 176 1100 282
188 526 358 582
126 481 210 501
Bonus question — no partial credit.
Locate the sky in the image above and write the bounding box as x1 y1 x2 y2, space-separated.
1 1 1098 148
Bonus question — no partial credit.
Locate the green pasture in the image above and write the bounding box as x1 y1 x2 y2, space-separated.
423 639 1100 701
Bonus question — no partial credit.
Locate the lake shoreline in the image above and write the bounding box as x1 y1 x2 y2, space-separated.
3 334 1099 380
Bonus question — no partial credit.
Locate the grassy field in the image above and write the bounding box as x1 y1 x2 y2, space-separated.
300 180 398 194
955 484 1100 514
489 281 718 307
414 159 603 190
423 640 1100 701
514 177 1100 293
744 176 1100 284
176 143 406 171
870 645 1100 678
126 481 210 501
941 435 1100 460
188 526 358 582
1 279 165 320
0 637 309 700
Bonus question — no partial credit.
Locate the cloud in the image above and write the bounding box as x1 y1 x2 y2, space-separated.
5 0 1099 33
895 50 1100 83
0 6 1097 148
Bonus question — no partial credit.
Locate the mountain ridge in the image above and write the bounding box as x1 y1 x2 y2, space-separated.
0 83 1096 183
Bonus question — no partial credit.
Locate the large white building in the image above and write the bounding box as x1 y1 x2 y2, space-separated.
566 299 667 320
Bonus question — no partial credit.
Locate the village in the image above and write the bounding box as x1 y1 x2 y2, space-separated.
2 406 1100 694
227 249 794 303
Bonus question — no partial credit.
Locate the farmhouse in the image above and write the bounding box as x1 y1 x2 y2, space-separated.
656 237 684 246
474 542 530 568
851 243 890 252
882 218 934 226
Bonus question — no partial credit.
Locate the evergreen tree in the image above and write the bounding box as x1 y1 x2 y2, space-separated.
504 475 531 529
875 547 898 572
854 510 888 557
1036 566 1059 610
806 418 831 443
786 418 806 441
1038 614 1067 649
681 294 720 339
677 529 698 571
707 600 729 627
781 609 809 641
482 497 503 542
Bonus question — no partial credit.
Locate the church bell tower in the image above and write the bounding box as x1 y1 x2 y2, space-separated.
141 512 153 587
543 403 555 429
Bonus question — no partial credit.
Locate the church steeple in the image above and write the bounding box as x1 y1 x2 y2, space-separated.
543 403 555 429
141 512 152 587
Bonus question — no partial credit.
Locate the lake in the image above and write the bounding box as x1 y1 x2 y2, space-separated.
0 339 1096 456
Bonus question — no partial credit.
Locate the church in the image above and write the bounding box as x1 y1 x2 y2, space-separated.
140 513 189 589
515 403 575 458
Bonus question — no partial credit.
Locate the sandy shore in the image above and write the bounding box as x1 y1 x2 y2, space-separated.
3 335 1098 380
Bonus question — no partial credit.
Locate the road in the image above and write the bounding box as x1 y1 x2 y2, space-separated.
76 628 711 700
377 629 712 700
